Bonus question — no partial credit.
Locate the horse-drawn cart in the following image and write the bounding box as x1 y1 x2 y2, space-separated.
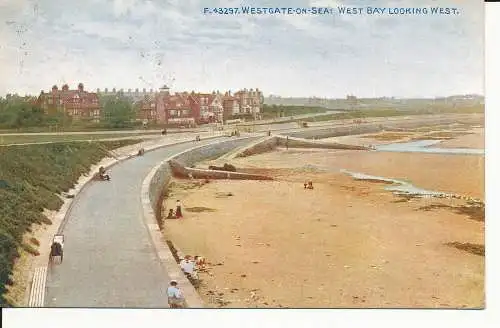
50 234 64 263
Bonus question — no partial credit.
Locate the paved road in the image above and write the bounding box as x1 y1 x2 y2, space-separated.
44 137 243 307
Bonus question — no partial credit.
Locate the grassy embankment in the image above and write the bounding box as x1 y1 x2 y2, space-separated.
0 139 141 306
260 105 327 120
0 132 159 145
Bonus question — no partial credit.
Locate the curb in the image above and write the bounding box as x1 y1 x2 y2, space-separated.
140 136 258 308
26 134 221 307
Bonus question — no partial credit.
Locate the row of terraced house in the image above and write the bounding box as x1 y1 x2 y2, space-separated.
36 83 264 125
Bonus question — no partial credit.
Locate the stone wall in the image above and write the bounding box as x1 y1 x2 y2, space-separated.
172 137 261 167
169 159 273 180
235 136 278 158
148 137 259 209
283 114 484 139
233 135 368 158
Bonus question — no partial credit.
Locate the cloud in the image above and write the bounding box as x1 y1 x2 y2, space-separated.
0 0 484 97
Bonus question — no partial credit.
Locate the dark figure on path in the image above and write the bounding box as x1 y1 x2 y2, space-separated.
161 129 167 135
98 166 110 181
175 200 183 218
137 148 145 156
268 130 271 136
50 242 63 263
167 209 176 219
286 136 289 150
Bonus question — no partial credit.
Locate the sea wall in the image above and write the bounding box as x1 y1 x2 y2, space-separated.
233 135 368 158
283 114 484 139
169 160 273 180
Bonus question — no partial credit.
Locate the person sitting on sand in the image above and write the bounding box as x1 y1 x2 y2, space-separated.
194 256 207 270
167 209 176 219
180 255 198 280
304 182 308 189
175 200 183 218
307 181 314 189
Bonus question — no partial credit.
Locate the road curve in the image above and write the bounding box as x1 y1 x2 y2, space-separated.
44 138 238 307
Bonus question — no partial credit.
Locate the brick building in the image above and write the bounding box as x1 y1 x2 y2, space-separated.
136 94 158 123
132 86 264 126
233 88 263 118
37 83 101 122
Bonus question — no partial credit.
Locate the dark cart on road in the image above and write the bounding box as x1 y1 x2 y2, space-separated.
50 234 64 264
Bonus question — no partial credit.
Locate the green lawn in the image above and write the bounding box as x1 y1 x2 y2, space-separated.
261 105 327 119
0 133 159 145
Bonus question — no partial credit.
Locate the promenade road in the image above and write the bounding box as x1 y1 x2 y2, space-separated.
44 137 244 307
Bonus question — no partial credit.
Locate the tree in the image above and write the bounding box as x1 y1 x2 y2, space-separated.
101 95 135 128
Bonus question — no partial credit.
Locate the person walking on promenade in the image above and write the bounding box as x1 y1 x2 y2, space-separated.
286 136 289 150
167 280 185 308
175 200 183 218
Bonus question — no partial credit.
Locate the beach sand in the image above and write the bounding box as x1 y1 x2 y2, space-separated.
162 147 484 308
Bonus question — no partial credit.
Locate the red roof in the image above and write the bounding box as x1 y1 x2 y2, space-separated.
163 93 190 109
38 89 100 110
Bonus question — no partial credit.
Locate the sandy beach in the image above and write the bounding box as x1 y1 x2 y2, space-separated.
162 147 484 308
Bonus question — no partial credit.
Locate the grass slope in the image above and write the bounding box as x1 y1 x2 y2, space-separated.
0 139 140 306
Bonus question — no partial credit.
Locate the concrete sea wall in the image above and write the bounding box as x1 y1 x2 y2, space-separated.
283 114 484 139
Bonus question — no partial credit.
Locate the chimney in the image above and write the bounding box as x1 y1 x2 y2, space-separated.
52 85 58 92
105 88 108 93
135 88 139 93
97 88 101 93
78 83 84 92
62 84 69 91
112 88 116 93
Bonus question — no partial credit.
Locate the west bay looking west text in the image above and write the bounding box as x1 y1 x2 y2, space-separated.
203 6 460 15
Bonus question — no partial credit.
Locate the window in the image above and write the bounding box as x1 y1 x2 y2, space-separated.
182 109 190 115
170 110 176 116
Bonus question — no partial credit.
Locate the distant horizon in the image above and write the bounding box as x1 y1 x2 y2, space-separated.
0 0 483 99
1 88 484 101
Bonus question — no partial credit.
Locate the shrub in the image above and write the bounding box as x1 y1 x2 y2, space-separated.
21 244 40 256
29 238 40 246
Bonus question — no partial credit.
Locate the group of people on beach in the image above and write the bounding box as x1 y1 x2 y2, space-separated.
167 255 207 308
304 181 314 189
167 200 183 219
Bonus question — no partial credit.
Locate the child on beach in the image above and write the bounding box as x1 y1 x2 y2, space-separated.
175 200 183 218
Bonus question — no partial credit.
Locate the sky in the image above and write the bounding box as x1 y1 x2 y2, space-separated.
0 0 484 98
